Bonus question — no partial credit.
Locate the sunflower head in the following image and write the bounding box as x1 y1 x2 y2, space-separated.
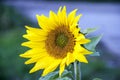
20 6 92 76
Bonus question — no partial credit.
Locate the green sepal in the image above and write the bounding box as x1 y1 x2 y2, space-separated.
84 34 102 56
81 27 98 35
39 70 72 80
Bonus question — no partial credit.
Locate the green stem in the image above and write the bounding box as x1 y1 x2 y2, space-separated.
78 62 81 80
74 61 81 80
74 61 77 80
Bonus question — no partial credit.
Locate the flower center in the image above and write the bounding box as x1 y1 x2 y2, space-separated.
55 33 68 48
45 26 75 59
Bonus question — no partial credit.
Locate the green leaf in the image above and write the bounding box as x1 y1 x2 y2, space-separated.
39 71 59 80
56 77 72 80
39 70 73 80
84 34 102 56
81 27 98 35
61 70 72 77
93 78 102 80
84 34 102 51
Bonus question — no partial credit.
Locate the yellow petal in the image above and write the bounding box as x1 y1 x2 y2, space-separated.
25 57 39 64
77 39 90 44
23 35 46 42
61 6 67 18
36 15 55 31
62 6 68 27
59 58 66 76
21 41 45 48
25 26 48 36
57 6 62 15
49 11 58 26
66 52 75 66
75 33 85 41
42 59 61 76
74 43 92 55
75 33 90 44
29 56 55 73
20 48 46 58
24 51 48 64
36 14 48 30
70 23 77 32
57 6 68 27
23 30 47 41
73 14 82 24
62 6 66 13
74 52 88 63
68 9 78 26
72 27 80 37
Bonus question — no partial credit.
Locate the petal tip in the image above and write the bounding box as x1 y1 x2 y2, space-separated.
21 42 25 46
19 54 24 57
25 25 32 30
25 61 29 65
29 70 34 74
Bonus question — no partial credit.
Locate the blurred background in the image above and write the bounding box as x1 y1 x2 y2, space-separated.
0 0 120 80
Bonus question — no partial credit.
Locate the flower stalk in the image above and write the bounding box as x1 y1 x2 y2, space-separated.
74 61 81 80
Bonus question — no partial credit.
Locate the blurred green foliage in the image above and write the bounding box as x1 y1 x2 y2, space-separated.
0 4 40 80
0 3 120 80
0 4 34 31
81 58 120 80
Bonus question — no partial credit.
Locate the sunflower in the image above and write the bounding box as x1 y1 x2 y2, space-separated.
20 6 92 76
